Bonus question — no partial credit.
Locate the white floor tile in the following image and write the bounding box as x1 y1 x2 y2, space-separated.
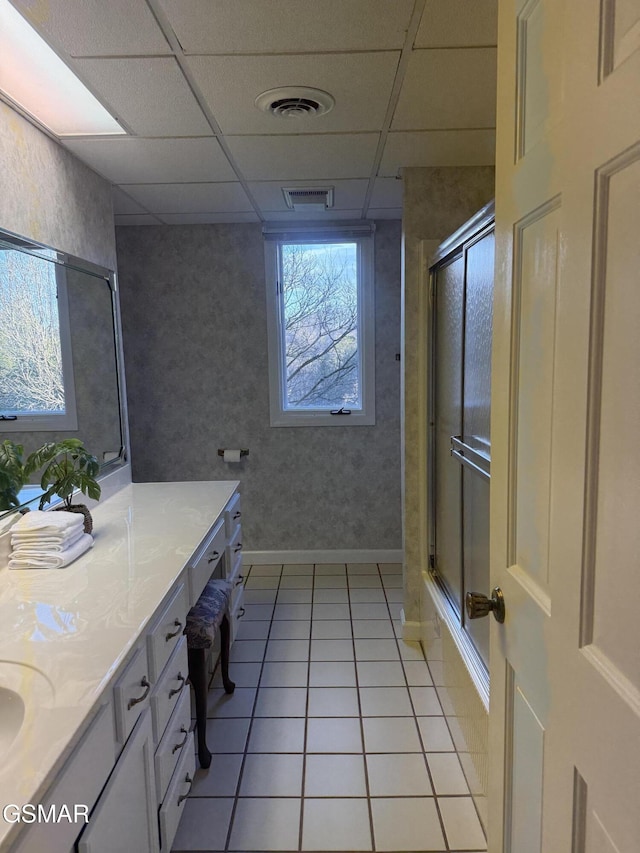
306 717 363 753
362 717 422 753
172 797 234 851
191 755 243 796
402 659 433 685
234 620 270 640
417 716 455 751
230 640 266 663
312 588 349 604
428 659 445 685
357 660 405 687
310 639 354 661
349 588 386 603
436 685 456 715
254 686 307 717
248 565 282 576
427 752 470 794
260 661 308 688
204 717 250 753
366 753 432 795
351 602 390 619
354 639 399 661
359 686 413 716
302 798 371 851
348 574 383 588
352 619 395 639
410 686 443 715
276 588 313 604
314 563 346 574
279 575 313 589
308 686 359 717
438 796 487 850
239 753 303 796
273 602 312 620
246 716 306 753
282 563 314 575
264 638 310 662
384 588 405 603
213 661 261 689
305 753 367 796
371 797 446 851
244 575 280 589
312 602 350 620
268 619 310 640
229 797 301 851
207 687 257 718
381 574 403 587
243 588 277 605
313 574 348 588
242 603 274 621
310 619 352 640
309 660 356 687
398 640 425 660
347 562 379 574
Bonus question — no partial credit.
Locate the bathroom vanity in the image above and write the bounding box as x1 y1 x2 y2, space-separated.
0 480 243 853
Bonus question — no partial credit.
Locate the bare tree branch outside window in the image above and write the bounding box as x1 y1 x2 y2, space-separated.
0 250 65 414
281 242 360 408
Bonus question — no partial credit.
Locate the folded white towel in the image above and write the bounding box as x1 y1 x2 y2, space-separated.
9 533 93 570
11 510 84 534
11 526 85 553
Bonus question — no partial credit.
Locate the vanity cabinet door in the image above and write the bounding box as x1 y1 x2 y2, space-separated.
77 711 159 853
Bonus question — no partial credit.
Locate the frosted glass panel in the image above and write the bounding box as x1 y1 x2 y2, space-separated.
463 468 490 664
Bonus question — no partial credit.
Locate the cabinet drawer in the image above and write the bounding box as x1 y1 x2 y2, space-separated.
189 517 226 606
225 491 242 538
147 583 188 683
159 732 196 852
226 525 243 583
230 585 246 644
113 647 151 745
151 636 188 744
154 686 192 803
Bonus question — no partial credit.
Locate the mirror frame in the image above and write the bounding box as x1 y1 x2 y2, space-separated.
0 226 129 513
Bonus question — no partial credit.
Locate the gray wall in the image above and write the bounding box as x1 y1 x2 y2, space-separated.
116 221 402 552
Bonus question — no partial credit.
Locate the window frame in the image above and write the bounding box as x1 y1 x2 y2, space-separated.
264 227 375 427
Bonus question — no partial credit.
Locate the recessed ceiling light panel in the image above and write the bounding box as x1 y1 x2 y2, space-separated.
255 87 335 119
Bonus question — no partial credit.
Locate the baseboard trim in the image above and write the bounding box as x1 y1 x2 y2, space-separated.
243 549 404 565
401 609 422 642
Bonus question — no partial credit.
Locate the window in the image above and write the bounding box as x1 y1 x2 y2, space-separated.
264 225 375 426
0 245 77 431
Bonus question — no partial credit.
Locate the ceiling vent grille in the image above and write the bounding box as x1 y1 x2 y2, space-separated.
255 87 335 119
282 187 335 211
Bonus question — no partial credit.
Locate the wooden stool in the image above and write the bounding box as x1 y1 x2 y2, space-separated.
184 578 235 769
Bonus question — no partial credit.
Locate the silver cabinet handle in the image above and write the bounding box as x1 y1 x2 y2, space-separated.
165 619 182 641
237 606 246 619
233 511 241 520
172 726 189 754
207 550 220 564
177 773 193 805
235 574 244 587
169 671 186 698
234 543 243 553
127 676 151 710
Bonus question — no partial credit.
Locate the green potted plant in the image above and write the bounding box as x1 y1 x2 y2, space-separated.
25 439 101 533
0 440 28 512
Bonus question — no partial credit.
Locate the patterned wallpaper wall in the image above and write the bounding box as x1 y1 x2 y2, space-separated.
116 220 403 552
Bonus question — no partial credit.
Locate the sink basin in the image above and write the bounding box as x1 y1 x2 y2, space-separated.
0 661 55 759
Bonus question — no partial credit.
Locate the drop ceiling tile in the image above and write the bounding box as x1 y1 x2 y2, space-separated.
248 180 368 212
11 0 169 56
369 177 403 209
114 214 162 226
415 0 498 47
367 208 402 220
186 53 399 135
158 0 414 53
157 212 260 224
62 137 236 184
392 48 497 130
226 134 379 181
122 182 253 214
262 209 364 222
379 130 496 175
112 186 147 215
73 58 211 137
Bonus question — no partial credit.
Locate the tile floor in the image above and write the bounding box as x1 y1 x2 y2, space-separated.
172 563 487 853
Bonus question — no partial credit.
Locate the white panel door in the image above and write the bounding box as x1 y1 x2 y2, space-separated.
490 0 640 850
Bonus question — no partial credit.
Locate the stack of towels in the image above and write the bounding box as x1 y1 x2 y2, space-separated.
8 510 93 570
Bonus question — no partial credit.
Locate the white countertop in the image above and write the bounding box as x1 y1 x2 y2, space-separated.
0 480 239 849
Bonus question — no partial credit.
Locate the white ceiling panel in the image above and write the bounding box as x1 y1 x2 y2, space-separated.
262 209 366 222
367 208 402 220
379 130 496 175
187 52 398 135
62 137 237 184
415 0 498 48
121 182 253 214
369 177 404 209
392 48 497 130
112 186 147 215
226 134 379 181
248 179 368 212
114 214 162 226
158 0 414 53
74 58 211 137
11 0 169 57
157 212 260 224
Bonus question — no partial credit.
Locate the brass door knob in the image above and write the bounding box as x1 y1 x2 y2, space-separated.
465 587 505 623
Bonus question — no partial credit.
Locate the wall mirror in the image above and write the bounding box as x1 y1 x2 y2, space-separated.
0 228 126 515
